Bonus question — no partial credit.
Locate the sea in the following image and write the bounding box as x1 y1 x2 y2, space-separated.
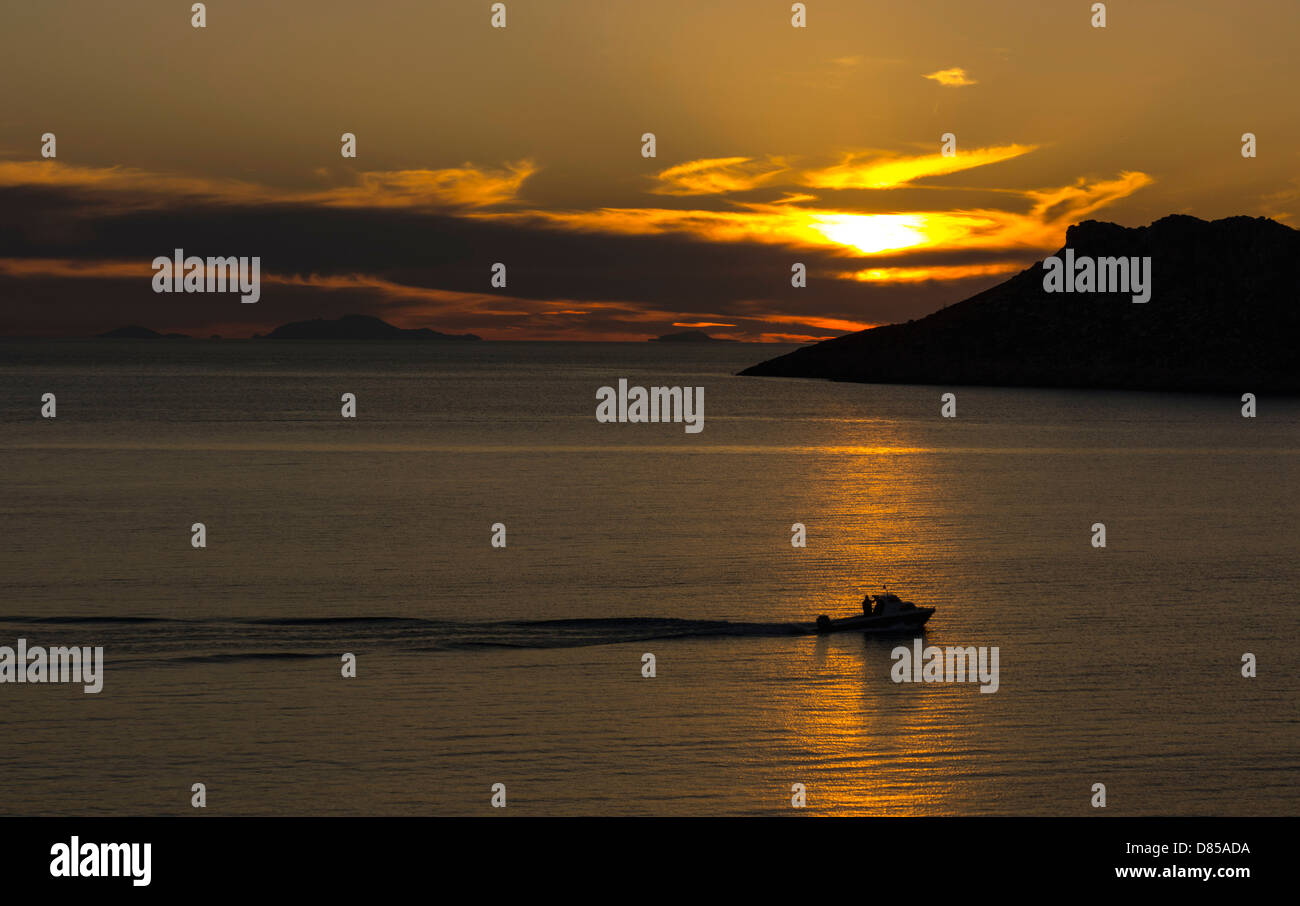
1 339 1296 815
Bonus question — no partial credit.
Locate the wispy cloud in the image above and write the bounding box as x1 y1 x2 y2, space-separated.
474 170 1153 263
652 156 790 196
311 162 536 209
0 258 151 279
923 67 977 87
842 262 1026 283
801 145 1036 190
0 159 536 211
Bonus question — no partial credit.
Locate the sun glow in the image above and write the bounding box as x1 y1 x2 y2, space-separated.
807 214 931 254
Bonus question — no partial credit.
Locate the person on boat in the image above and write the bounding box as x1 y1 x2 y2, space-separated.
862 595 873 616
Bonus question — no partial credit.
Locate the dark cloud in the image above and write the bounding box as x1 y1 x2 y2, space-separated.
1 182 1010 339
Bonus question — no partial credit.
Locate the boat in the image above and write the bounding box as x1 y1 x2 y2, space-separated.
813 591 934 634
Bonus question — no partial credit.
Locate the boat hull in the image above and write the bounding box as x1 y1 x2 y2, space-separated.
813 607 934 634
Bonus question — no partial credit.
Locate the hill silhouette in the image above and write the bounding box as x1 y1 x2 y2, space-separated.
266 315 480 341
741 215 1300 393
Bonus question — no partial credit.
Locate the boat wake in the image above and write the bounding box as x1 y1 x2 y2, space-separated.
0 615 814 665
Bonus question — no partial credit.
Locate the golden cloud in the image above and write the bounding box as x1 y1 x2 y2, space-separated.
842 262 1026 283
0 145 1154 311
309 162 536 209
801 145 1036 190
0 258 152 279
756 314 880 333
653 156 790 196
471 169 1152 264
923 67 977 87
0 159 535 210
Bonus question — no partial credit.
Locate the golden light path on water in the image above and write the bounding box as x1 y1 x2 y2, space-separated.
775 645 974 814
746 413 972 815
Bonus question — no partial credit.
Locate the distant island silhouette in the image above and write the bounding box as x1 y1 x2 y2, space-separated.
741 215 1300 393
650 330 739 343
93 316 479 341
264 315 481 341
97 325 190 339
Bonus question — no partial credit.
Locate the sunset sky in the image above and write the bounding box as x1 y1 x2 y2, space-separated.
2 0 1297 340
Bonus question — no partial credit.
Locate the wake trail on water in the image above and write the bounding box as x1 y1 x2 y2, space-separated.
0 615 815 664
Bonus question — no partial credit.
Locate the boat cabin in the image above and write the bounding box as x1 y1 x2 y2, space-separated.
864 592 914 617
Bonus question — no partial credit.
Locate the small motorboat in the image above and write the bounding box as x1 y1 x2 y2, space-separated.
813 591 934 634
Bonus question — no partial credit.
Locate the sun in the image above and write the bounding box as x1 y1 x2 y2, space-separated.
807 213 931 254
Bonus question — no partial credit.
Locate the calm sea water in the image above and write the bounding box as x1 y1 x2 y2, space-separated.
1 339 1296 815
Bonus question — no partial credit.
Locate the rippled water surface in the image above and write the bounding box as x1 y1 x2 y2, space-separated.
1 340 1296 815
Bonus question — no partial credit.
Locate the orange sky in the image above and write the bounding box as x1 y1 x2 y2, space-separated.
1 0 1296 340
